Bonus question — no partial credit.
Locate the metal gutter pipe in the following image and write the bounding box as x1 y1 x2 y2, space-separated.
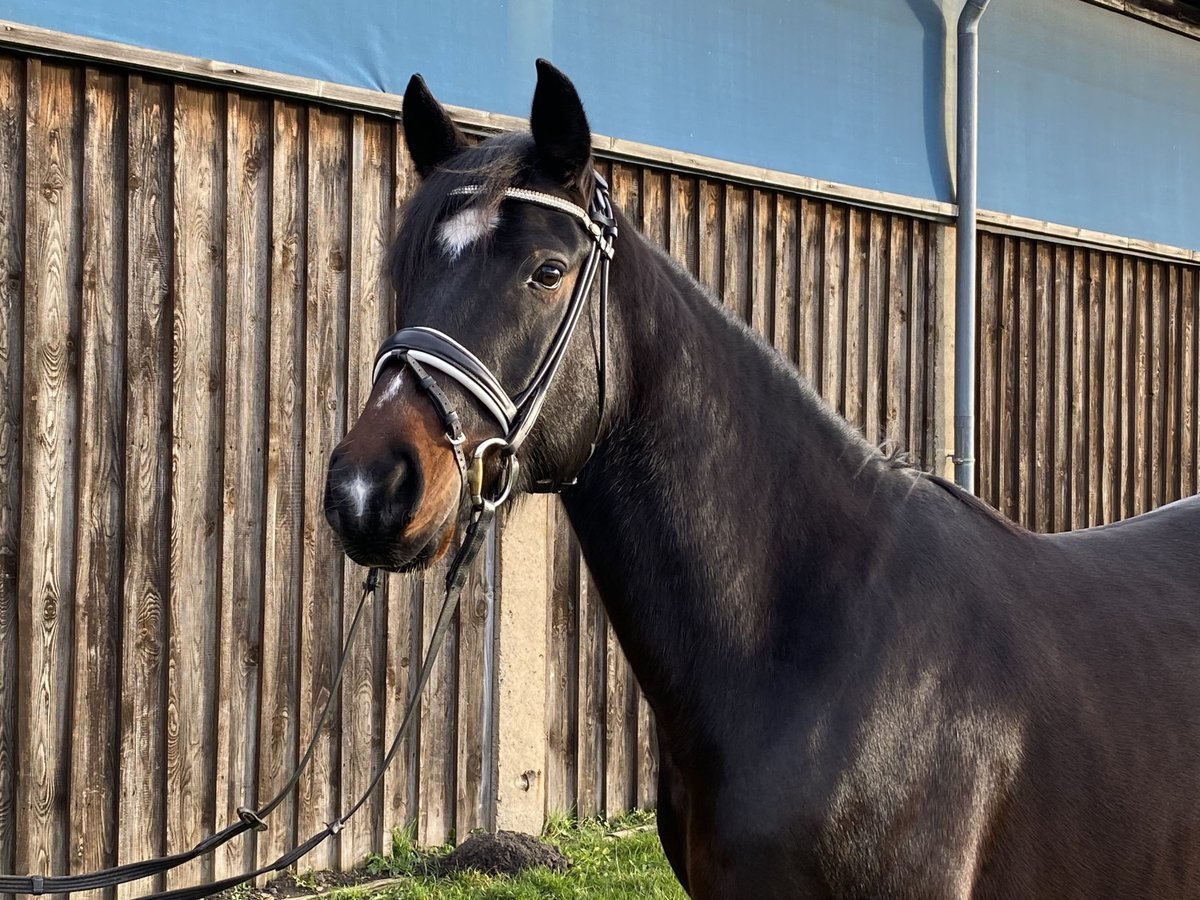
954 0 993 492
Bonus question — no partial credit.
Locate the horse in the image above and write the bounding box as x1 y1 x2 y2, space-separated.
324 60 1200 899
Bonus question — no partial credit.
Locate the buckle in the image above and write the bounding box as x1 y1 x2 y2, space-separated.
237 806 269 832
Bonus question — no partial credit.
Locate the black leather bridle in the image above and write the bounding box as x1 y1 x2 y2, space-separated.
371 173 618 519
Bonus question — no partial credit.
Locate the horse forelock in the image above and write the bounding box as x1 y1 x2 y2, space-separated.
388 133 535 298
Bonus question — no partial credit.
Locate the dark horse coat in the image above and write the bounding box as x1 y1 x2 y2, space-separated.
325 61 1200 899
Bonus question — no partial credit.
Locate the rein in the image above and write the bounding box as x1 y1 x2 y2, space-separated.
0 173 617 899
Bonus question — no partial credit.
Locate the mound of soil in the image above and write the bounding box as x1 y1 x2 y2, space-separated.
437 831 570 877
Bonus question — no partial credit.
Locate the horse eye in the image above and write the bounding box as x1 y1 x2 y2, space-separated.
530 263 564 290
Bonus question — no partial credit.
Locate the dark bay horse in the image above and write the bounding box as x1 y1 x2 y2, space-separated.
324 61 1200 898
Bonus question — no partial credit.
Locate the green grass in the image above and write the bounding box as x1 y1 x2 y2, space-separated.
326 811 686 900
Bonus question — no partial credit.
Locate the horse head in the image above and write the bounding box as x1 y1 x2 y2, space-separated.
324 61 616 571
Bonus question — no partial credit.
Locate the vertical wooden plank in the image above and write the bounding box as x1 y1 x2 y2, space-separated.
884 216 910 456
750 189 773 340
1133 259 1149 515
1182 267 1196 498
1033 244 1053 532
297 105 349 868
698 178 722 299
720 184 748 321
864 212 888 446
1166 266 1181 502
255 99 306 872
667 174 698 278
382 134 420 841
641 167 668 254
1119 256 1136 520
1101 255 1121 525
544 501 578 817
1086 251 1104 526
70 65 124 884
454 546 490 838
417 552 456 846
167 83 224 888
17 58 80 892
796 199 823 384
212 90 269 881
771 195 798 367
1147 263 1165 510
999 237 1019 522
576 564 605 818
603 618 633 820
976 234 998 508
1051 245 1071 531
338 113 393 867
1016 240 1035 528
842 208 866 432
118 73 171 897
0 54 24 888
1070 249 1089 529
907 220 928 464
821 205 846 413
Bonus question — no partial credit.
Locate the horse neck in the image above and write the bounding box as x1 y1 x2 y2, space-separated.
561 233 925 751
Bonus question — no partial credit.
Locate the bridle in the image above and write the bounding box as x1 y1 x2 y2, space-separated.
371 172 618 525
0 174 617 900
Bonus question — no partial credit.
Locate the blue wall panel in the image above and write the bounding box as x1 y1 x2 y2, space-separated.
981 0 1200 249
5 0 1200 249
0 0 951 202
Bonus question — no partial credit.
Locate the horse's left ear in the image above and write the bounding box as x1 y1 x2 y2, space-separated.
530 59 593 189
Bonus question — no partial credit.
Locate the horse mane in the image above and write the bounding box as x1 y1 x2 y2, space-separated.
881 445 1026 534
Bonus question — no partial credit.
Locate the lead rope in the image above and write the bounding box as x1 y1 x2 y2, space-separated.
0 570 382 897
136 508 494 900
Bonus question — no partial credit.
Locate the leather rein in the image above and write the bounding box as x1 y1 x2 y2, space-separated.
0 173 616 899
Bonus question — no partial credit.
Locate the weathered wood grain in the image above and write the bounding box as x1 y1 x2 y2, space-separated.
796 199 823 384
721 184 749 321
17 58 80 894
772 195 798 368
1166 266 1181 502
885 216 910 457
70 65 124 886
545 501 578 817
118 72 172 899
296 105 349 870
1101 255 1120 525
1085 251 1104 526
255 98 307 873
576 566 605 818
668 174 698 278
417 557 456 847
976 234 994 506
213 90 269 880
821 205 847 413
1183 268 1197 497
698 178 722 300
0 52 25 893
167 82 224 888
750 190 773 340
337 112 392 868
842 207 866 431
908 221 929 464
1016 240 1034 528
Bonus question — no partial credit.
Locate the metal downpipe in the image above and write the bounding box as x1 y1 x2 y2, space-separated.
954 0 993 492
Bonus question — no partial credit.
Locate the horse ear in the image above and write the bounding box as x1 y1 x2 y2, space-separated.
403 73 469 177
530 59 593 189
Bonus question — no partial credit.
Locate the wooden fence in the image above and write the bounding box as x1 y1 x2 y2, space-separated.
0 46 947 895
976 232 1200 531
